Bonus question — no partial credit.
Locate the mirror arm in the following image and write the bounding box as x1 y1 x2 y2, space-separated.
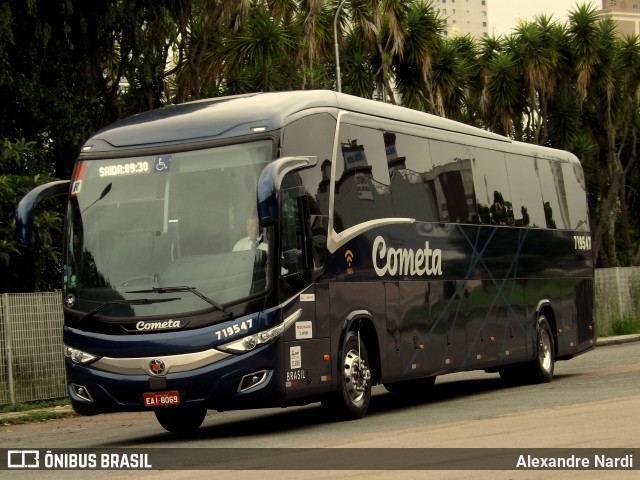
15 180 70 245
257 156 317 226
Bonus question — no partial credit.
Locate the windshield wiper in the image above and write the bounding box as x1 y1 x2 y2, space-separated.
76 297 180 326
126 286 233 318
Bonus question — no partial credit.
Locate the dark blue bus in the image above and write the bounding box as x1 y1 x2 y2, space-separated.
16 91 595 432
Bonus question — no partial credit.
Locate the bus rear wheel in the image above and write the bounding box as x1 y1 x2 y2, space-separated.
530 315 555 383
500 315 555 384
154 405 207 433
323 330 372 420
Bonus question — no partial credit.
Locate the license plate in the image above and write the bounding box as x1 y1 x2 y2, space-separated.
143 391 180 407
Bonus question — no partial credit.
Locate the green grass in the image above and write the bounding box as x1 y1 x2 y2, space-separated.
2 410 74 425
0 398 72 425
610 316 640 336
0 397 68 414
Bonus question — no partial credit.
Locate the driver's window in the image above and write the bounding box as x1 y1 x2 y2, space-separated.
280 196 304 276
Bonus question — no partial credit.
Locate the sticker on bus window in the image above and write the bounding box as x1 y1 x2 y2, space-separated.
70 180 82 196
154 155 172 173
70 162 87 196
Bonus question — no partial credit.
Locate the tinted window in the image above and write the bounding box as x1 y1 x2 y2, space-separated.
428 140 476 223
471 149 514 225
280 193 304 276
562 162 590 231
280 113 337 216
386 132 440 222
538 160 568 229
334 123 392 232
505 154 546 227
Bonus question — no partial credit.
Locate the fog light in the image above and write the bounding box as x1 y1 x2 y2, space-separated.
72 384 93 402
238 370 269 392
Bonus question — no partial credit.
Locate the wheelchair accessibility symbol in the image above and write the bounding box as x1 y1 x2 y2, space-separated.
154 155 172 173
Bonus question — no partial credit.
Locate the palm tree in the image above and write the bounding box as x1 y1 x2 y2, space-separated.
613 35 640 263
349 0 409 101
342 27 376 98
295 0 335 89
214 1 296 92
581 14 623 266
474 35 506 129
447 34 482 125
481 52 522 137
169 0 249 102
431 38 468 119
513 15 562 145
393 0 443 111
568 4 602 101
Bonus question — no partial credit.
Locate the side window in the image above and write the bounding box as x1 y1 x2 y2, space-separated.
280 113 337 216
471 149 514 226
334 124 392 231
538 160 568 229
280 191 305 276
386 132 440 221
428 140 476 223
505 154 546 228
561 162 590 231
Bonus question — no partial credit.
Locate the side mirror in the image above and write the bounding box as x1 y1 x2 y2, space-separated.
15 180 70 245
257 156 317 227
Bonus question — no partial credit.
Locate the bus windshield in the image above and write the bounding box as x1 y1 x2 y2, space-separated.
63 140 273 318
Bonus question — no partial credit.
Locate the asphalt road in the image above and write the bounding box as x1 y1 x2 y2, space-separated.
1 341 639 480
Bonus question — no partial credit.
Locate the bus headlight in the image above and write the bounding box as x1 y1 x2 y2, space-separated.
217 309 301 354
64 345 100 365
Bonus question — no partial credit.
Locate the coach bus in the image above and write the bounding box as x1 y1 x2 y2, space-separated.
16 91 595 432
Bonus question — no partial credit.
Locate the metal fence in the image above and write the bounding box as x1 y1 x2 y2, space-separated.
594 266 640 335
0 292 66 405
1 267 639 406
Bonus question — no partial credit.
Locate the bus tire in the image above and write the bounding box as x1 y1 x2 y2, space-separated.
529 315 555 383
322 330 372 420
154 405 207 433
499 315 555 384
384 376 436 394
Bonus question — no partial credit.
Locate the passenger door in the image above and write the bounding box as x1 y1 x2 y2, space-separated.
280 187 332 400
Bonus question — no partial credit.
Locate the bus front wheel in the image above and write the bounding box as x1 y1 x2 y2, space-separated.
323 330 372 420
154 405 207 433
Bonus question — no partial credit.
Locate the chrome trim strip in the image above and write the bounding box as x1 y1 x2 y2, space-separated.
285 308 303 327
328 217 415 254
91 348 231 376
327 109 347 250
347 310 371 322
535 299 551 315
326 110 414 254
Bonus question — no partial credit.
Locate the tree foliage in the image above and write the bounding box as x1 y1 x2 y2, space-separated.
0 139 62 292
3 1 640 292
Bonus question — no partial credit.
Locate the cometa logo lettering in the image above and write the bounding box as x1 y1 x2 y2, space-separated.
372 235 443 277
136 320 182 331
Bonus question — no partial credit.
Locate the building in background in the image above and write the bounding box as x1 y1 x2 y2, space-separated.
437 0 582 39
435 0 490 38
597 0 640 35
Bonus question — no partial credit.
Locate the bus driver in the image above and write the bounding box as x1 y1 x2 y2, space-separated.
232 214 268 252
